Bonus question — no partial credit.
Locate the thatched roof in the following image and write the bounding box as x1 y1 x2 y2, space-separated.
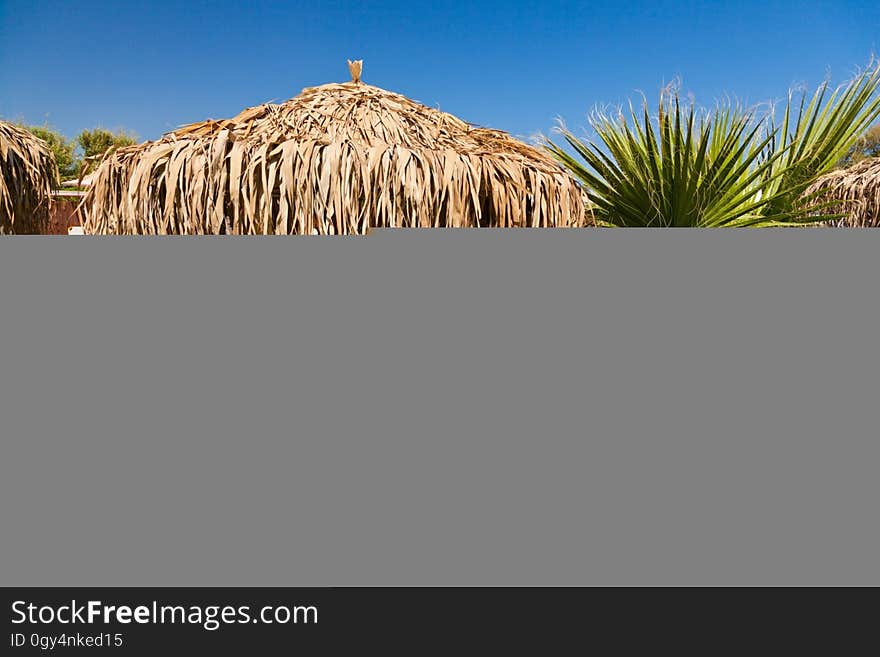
804 157 880 227
0 121 57 234
82 62 589 234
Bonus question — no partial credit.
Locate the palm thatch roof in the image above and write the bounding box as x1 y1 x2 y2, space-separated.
1 121 57 234
803 157 880 227
82 62 589 234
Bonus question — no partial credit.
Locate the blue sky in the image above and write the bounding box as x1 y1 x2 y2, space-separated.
1 1 878 143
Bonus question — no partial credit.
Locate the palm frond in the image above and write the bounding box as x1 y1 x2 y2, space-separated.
547 62 880 227
763 63 880 218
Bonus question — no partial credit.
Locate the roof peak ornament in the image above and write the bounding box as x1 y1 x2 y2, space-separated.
347 59 363 84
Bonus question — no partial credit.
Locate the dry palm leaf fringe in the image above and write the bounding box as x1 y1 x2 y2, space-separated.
803 157 880 227
0 120 57 234
83 79 590 234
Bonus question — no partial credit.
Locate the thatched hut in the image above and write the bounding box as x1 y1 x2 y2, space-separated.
0 121 57 234
83 62 589 234
804 157 880 227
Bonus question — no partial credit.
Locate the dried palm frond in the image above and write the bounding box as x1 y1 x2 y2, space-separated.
83 67 589 234
803 157 880 226
0 120 58 234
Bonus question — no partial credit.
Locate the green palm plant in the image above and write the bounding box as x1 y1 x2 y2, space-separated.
759 65 880 219
547 63 880 227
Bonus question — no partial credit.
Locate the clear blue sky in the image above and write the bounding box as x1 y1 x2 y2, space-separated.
1 0 878 143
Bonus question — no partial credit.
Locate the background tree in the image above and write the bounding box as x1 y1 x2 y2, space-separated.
77 128 137 161
24 125 77 183
838 123 880 167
